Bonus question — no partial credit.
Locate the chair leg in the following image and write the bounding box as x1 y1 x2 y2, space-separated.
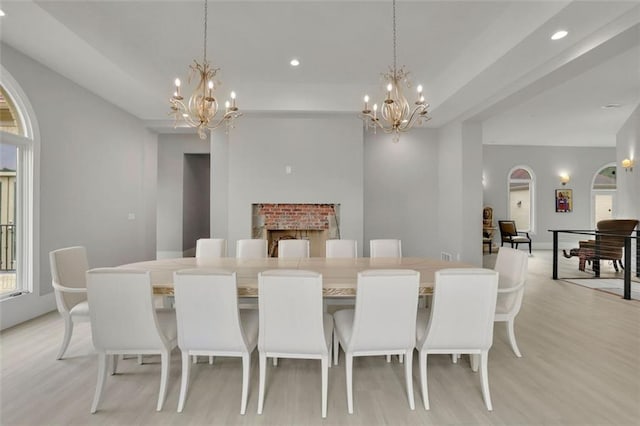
257 353 267 415
157 350 170 411
111 354 118 375
240 353 250 415
612 260 619 272
386 355 391 363
479 351 493 411
506 320 522 357
346 353 354 414
419 351 429 410
404 350 415 410
209 356 214 365
451 353 459 363
321 356 328 418
91 352 109 414
177 351 190 413
470 354 479 372
192 355 198 364
56 315 73 360
273 357 278 367
333 332 340 365
399 354 404 364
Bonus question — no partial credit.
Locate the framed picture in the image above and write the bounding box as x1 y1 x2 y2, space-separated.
555 189 573 212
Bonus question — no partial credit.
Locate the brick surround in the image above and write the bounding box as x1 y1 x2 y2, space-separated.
256 203 336 230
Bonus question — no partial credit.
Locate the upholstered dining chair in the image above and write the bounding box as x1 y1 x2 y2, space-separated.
416 268 498 411
257 269 333 418
369 239 402 258
326 239 358 258
173 269 258 414
333 269 419 414
236 239 268 259
194 238 228 364
493 247 529 357
277 239 310 258
195 238 227 258
49 246 91 360
498 220 531 254
86 268 177 413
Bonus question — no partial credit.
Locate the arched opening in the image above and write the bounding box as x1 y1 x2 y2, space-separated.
507 166 535 232
591 163 616 228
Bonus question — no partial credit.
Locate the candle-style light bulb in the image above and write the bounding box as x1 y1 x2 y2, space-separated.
174 78 181 97
373 103 378 119
417 84 423 94
363 95 370 111
225 100 230 112
207 80 214 98
230 91 237 108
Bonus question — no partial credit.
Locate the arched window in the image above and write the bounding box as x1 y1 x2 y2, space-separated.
0 68 38 299
508 166 534 232
591 163 616 228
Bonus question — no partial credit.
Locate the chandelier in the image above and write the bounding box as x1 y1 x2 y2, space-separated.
360 0 430 142
169 0 241 139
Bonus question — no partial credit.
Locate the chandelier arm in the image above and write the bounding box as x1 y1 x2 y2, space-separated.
397 105 431 132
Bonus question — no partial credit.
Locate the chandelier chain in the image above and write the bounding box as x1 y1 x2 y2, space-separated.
392 0 397 76
203 0 208 63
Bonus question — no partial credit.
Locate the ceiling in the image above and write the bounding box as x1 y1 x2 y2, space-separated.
1 0 639 147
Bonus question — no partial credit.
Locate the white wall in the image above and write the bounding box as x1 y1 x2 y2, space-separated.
364 128 440 257
156 133 209 259
213 115 365 256
483 145 616 248
1 44 157 329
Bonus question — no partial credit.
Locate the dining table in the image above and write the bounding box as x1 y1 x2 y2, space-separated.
118 256 473 298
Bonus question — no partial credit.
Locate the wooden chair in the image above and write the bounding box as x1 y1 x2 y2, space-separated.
498 221 531 254
576 219 639 272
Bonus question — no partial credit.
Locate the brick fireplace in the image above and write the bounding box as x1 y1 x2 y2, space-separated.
252 203 340 257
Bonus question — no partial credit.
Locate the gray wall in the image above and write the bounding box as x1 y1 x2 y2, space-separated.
1 43 157 329
482 145 616 248
616 105 640 220
364 128 440 257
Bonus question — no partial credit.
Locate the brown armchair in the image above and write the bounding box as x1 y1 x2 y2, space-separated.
574 219 639 272
498 220 532 254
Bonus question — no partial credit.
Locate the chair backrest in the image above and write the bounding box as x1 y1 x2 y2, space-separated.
596 219 639 247
325 239 357 258
498 221 518 239
420 268 498 351
348 269 419 352
369 239 402 258
195 238 227 258
236 239 268 259
49 246 89 312
86 268 168 351
494 247 528 314
277 239 310 258
174 269 249 352
258 270 328 355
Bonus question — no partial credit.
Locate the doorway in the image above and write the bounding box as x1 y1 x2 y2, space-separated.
182 154 210 255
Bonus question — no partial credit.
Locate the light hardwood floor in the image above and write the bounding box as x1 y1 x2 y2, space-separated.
1 250 639 425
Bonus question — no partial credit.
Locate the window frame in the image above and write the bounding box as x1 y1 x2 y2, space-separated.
0 66 39 298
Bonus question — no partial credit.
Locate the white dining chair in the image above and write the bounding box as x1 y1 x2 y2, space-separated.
325 239 358 258
333 269 419 414
493 247 529 357
416 268 498 411
194 238 228 364
173 269 258 414
195 238 227 258
277 239 310 258
257 269 333 418
236 239 268 259
49 246 91 360
369 239 404 363
369 239 402 258
86 268 177 413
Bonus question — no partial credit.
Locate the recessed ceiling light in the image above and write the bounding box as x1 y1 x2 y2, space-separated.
290 58 300 67
551 30 568 40
601 103 622 109
0 10 6 17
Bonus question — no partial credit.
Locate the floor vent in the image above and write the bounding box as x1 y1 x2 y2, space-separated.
441 252 452 262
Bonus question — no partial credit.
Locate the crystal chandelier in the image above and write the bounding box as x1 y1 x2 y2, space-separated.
360 0 430 142
170 0 241 139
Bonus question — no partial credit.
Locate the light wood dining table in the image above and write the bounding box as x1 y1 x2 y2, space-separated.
118 257 473 297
